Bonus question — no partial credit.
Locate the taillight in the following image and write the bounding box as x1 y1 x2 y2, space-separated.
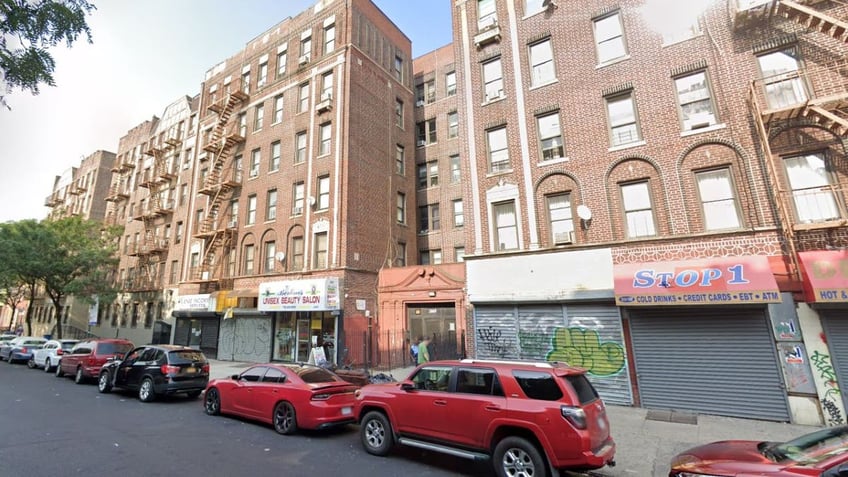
161 364 180 376
312 393 331 401
561 405 587 429
201 363 210 373
56 349 64 355
19 347 27 354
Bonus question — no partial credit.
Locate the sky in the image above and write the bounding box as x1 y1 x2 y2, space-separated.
0 0 453 223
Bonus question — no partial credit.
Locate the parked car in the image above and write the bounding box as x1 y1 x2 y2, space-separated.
55 338 134 384
0 337 46 364
669 425 848 477
0 333 17 345
204 363 358 435
30 339 79 372
97 345 209 402
0 334 22 359
354 359 616 477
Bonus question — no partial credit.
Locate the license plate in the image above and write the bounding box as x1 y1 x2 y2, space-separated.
185 367 196 374
341 406 352 416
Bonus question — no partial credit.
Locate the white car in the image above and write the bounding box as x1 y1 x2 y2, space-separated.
30 339 79 372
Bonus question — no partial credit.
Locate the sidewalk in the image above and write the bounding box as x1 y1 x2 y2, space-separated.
206 359 820 476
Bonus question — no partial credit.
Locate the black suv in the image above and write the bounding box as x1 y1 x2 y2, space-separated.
97 345 210 402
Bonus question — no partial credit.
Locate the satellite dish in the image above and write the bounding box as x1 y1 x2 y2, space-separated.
275 252 286 262
577 205 592 221
307 196 316 206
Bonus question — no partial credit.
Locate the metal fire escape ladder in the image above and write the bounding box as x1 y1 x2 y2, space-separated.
776 0 848 44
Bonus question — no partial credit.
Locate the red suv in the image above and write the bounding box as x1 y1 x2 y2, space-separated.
55 338 134 384
354 359 615 477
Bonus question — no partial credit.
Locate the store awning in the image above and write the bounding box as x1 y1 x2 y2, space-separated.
799 250 848 303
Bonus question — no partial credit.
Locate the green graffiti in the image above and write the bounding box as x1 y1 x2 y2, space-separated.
546 327 625 377
810 350 842 401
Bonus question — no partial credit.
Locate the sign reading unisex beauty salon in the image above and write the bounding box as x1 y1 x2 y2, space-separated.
258 278 341 312
614 256 780 306
799 250 848 302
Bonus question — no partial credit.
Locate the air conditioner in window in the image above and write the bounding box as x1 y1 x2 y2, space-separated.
320 91 333 102
298 54 310 66
554 231 574 244
417 139 426 147
485 90 504 102
249 168 259 178
683 113 715 130
415 100 425 107
294 206 303 215
227 219 238 228
478 16 498 31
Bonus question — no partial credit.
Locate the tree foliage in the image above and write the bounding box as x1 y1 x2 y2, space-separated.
0 0 96 109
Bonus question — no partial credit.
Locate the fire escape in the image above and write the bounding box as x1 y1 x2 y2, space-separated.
738 0 848 280
191 82 248 284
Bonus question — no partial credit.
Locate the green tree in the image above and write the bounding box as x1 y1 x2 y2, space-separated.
0 219 49 336
0 250 27 333
0 0 96 109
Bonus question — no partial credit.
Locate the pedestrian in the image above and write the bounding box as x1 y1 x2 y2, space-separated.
409 337 419 364
417 337 431 364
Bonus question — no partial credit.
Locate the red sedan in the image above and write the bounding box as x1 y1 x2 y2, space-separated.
203 363 358 435
669 425 848 476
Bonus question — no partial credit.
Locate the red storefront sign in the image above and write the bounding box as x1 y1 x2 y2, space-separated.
798 250 848 303
614 256 781 306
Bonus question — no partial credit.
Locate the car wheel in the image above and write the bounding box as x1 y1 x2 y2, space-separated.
98 370 113 393
139 378 156 402
204 388 221 415
27 357 36 369
186 390 202 399
55 361 64 377
74 367 86 384
493 436 548 477
44 359 53 373
273 401 297 435
361 411 394 456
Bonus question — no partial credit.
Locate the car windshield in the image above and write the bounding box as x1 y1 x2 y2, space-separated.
60 342 77 350
99 343 133 355
764 426 848 464
168 350 206 364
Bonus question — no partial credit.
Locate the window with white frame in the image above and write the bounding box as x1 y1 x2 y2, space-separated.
450 155 461 183
483 58 504 102
537 112 564 161
696 168 741 230
238 113 247 137
298 82 309 112
530 38 555 86
295 132 307 164
784 153 840 223
493 201 519 251
425 80 436 104
318 122 331 156
250 149 261 177
293 181 305 215
432 250 443 265
453 247 464 262
394 55 403 82
663 15 701 44
258 62 268 88
621 181 656 237
416 119 437 146
396 145 405 175
300 34 312 59
418 204 440 233
270 141 280 171
675 71 717 131
321 71 333 100
243 243 255 274
290 236 304 271
594 12 627 64
446 71 456 96
453 199 464 227
264 240 276 274
395 99 404 128
247 194 257 225
324 23 335 54
547 194 574 244
277 48 287 78
478 0 497 29
429 161 439 187
313 232 328 269
317 175 330 210
241 72 250 94
415 83 425 106
230 200 239 227
273 94 284 123
606 92 641 146
397 192 406 224
487 126 510 173
757 48 807 110
525 0 545 15
266 189 277 221
448 111 459 139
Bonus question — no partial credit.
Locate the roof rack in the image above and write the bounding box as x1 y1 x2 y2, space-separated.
459 358 564 368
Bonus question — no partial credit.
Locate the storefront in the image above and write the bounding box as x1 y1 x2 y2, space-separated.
259 277 341 365
615 256 793 421
172 294 220 359
800 250 848 421
467 248 633 406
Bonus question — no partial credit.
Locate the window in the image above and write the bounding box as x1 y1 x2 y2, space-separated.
418 204 440 234
317 175 330 210
266 142 280 173
425 80 436 104
478 0 497 29
258 62 268 88
447 111 459 139
415 84 425 106
293 182 305 215
483 58 504 101
298 82 309 112
397 192 406 224
396 242 406 266
230 199 239 227
266 189 277 221
450 155 461 183
393 55 403 81
453 199 464 227
419 250 431 265
320 71 333 100
323 23 335 54
621 181 656 237
696 169 741 230
537 112 564 161
594 12 627 64
290 236 304 271
530 38 555 86
525 0 545 15
238 113 247 137
243 243 255 275
547 194 574 244
318 122 331 156
456 368 501 396
663 15 701 44
487 127 510 173
179 183 188 206
417 164 428 189
785 153 839 223
300 34 312 58
757 47 807 109
276 48 287 78
675 71 717 131
454 246 465 262
170 260 178 284
273 94 284 123
247 194 257 225
264 241 276 274
295 131 307 163
416 119 437 146
513 370 563 401
494 201 518 251
395 99 404 128
250 149 261 177
606 93 641 146
241 72 250 94
313 232 328 269
429 161 439 187
412 365 453 392
175 221 183 244
432 250 443 265
395 145 405 175
445 71 456 96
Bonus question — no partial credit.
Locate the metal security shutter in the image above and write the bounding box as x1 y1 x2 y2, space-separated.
173 319 190 346
821 312 848 414
629 308 789 421
567 305 633 405
200 319 220 359
474 306 518 359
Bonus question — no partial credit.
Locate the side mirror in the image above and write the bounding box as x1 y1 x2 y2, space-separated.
400 381 415 392
231 374 240 380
